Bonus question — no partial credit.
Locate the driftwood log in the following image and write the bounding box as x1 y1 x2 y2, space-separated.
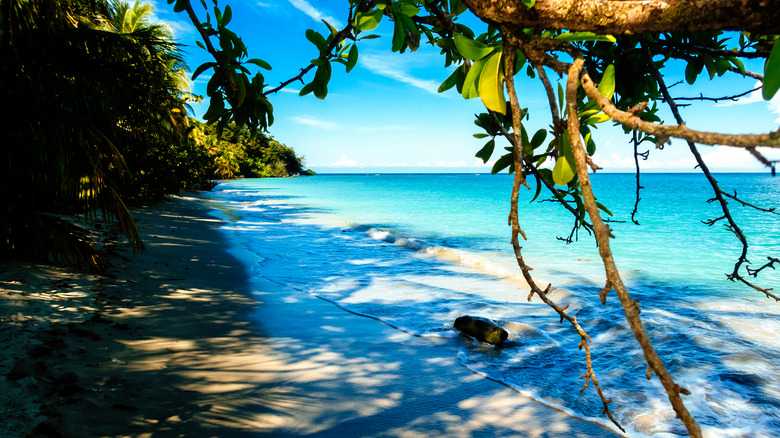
454 316 508 345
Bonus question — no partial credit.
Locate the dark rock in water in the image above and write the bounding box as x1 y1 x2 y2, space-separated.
454 316 508 345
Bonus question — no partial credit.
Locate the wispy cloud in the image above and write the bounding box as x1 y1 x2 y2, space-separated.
717 80 780 123
288 0 342 27
331 155 362 167
593 145 778 171
360 53 444 96
145 0 197 40
291 116 340 130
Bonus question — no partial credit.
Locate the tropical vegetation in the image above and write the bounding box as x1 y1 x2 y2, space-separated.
0 0 309 270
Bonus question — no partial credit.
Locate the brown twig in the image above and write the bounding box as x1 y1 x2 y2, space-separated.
567 56 703 437
643 46 780 302
580 76 780 149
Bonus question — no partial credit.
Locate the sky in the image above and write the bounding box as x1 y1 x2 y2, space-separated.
149 0 780 173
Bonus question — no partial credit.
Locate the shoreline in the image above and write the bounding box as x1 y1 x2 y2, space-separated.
1 194 620 437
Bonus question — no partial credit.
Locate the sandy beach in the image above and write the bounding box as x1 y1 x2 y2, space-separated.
1 195 620 437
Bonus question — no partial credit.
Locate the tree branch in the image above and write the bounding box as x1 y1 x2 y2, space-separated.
464 0 780 34
643 45 780 302
566 56 703 437
580 76 780 149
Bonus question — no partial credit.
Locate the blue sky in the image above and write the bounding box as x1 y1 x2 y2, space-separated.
150 0 780 173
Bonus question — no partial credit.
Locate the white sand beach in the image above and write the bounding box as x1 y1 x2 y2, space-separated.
1 195 620 437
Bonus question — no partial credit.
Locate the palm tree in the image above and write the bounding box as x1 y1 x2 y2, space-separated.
0 0 191 269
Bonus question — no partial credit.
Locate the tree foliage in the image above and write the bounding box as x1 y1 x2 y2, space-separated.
0 0 310 270
175 0 780 435
194 122 311 179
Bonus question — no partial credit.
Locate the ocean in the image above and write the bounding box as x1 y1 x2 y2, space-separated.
199 173 780 437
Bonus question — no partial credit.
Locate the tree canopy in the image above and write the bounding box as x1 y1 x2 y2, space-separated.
0 0 310 270
172 0 780 435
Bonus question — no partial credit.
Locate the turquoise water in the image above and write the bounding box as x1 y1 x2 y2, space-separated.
202 173 780 437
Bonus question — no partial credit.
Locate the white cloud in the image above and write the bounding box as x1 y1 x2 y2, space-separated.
717 80 780 123
290 116 340 130
288 0 342 27
145 0 197 40
332 155 362 167
360 53 444 96
594 145 777 171
434 160 468 167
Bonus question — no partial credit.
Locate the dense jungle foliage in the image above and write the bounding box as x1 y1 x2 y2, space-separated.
0 0 310 269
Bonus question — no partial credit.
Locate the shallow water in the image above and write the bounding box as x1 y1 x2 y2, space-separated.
201 173 780 437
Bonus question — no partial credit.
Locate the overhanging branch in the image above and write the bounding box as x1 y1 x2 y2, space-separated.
464 0 780 34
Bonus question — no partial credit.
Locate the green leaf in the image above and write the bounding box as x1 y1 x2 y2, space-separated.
557 82 564 114
439 67 460 93
306 29 327 52
196 41 206 51
729 56 745 75
552 157 575 186
322 19 338 37
553 131 576 185
173 0 188 13
514 50 527 75
312 63 331 99
454 33 494 61
763 42 780 100
299 82 315 96
213 6 222 25
476 139 496 163
596 202 613 217
554 32 616 43
473 133 489 139
203 93 225 123
530 172 543 202
530 129 547 149
222 5 232 26
355 10 383 32
449 0 468 15
247 58 272 70
491 153 513 175
522 0 535 8
392 17 405 52
359 34 381 41
192 62 217 80
598 64 615 100
685 59 703 85
585 113 611 124
462 57 487 99
478 50 506 114
346 44 358 73
399 3 420 16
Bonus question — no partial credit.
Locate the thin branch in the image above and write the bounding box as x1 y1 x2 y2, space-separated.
502 33 621 431
504 41 530 243
719 190 780 216
265 11 357 95
630 130 647 226
644 45 780 302
566 56 703 437
512 246 624 433
747 257 780 277
674 86 761 102
580 76 780 149
728 67 764 81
